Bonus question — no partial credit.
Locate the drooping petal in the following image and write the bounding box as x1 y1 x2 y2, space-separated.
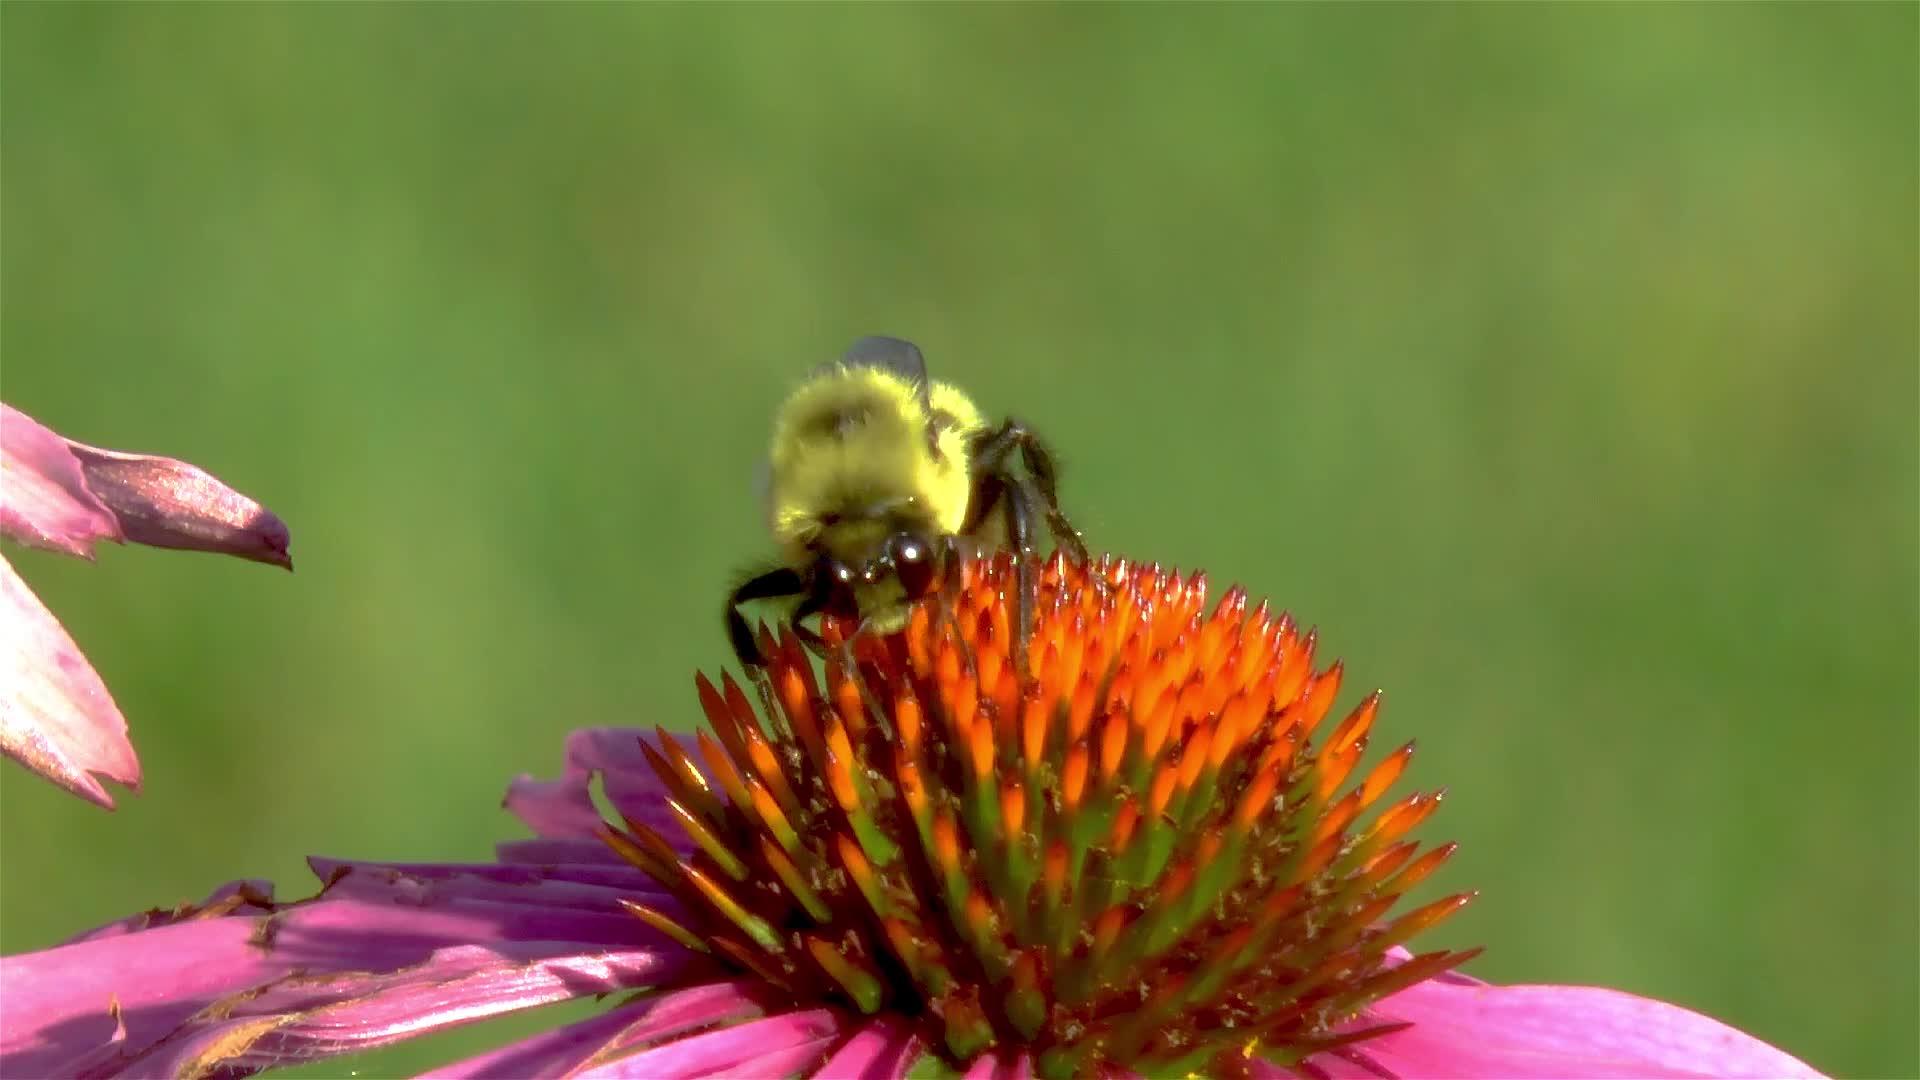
63 438 292 569
0 404 121 556
0 403 293 806
1331 976 1825 1079
0 552 138 807
0 402 292 568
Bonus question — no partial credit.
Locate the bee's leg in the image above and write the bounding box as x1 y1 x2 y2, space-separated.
786 584 837 661
999 478 1043 675
956 471 1005 540
935 533 970 606
970 420 1085 561
790 621 834 660
917 533 976 673
784 552 861 662
727 566 808 670
1009 425 1087 563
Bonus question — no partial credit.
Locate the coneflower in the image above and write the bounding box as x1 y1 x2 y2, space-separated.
0 554 1820 1078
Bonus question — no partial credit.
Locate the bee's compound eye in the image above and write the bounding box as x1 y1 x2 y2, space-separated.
892 535 937 600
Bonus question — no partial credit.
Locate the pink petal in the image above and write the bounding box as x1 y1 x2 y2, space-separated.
424 981 769 1079
0 404 120 556
0 553 138 807
1337 977 1826 1079
581 1007 845 1079
813 1015 924 1080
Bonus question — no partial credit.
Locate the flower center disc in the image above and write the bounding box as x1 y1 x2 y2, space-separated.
602 553 1475 1078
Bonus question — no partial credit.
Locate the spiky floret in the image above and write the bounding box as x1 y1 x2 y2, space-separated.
608 553 1476 1078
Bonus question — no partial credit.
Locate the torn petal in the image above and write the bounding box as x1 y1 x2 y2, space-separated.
0 403 122 557
65 880 280 945
0 885 694 1080
0 553 138 807
504 728 681 843
75 942 686 1079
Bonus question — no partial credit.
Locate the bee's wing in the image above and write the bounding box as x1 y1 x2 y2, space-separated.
840 335 932 415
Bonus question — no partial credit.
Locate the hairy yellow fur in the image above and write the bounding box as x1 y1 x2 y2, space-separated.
766 363 984 568
733 342 1078 661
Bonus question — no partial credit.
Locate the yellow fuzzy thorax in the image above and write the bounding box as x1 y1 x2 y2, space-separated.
765 363 983 566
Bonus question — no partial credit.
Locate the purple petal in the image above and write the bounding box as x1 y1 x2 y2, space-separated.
309 860 689 951
581 1007 845 1079
1333 977 1825 1079
308 859 681 944
0 404 120 556
424 980 769 1079
812 1015 924 1080
0 553 138 807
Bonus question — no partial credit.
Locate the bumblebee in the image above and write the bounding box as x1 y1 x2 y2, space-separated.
727 336 1086 669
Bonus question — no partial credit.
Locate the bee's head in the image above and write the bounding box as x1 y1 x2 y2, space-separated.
861 532 939 603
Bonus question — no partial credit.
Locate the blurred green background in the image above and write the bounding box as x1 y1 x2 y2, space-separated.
3 5 1913 1078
